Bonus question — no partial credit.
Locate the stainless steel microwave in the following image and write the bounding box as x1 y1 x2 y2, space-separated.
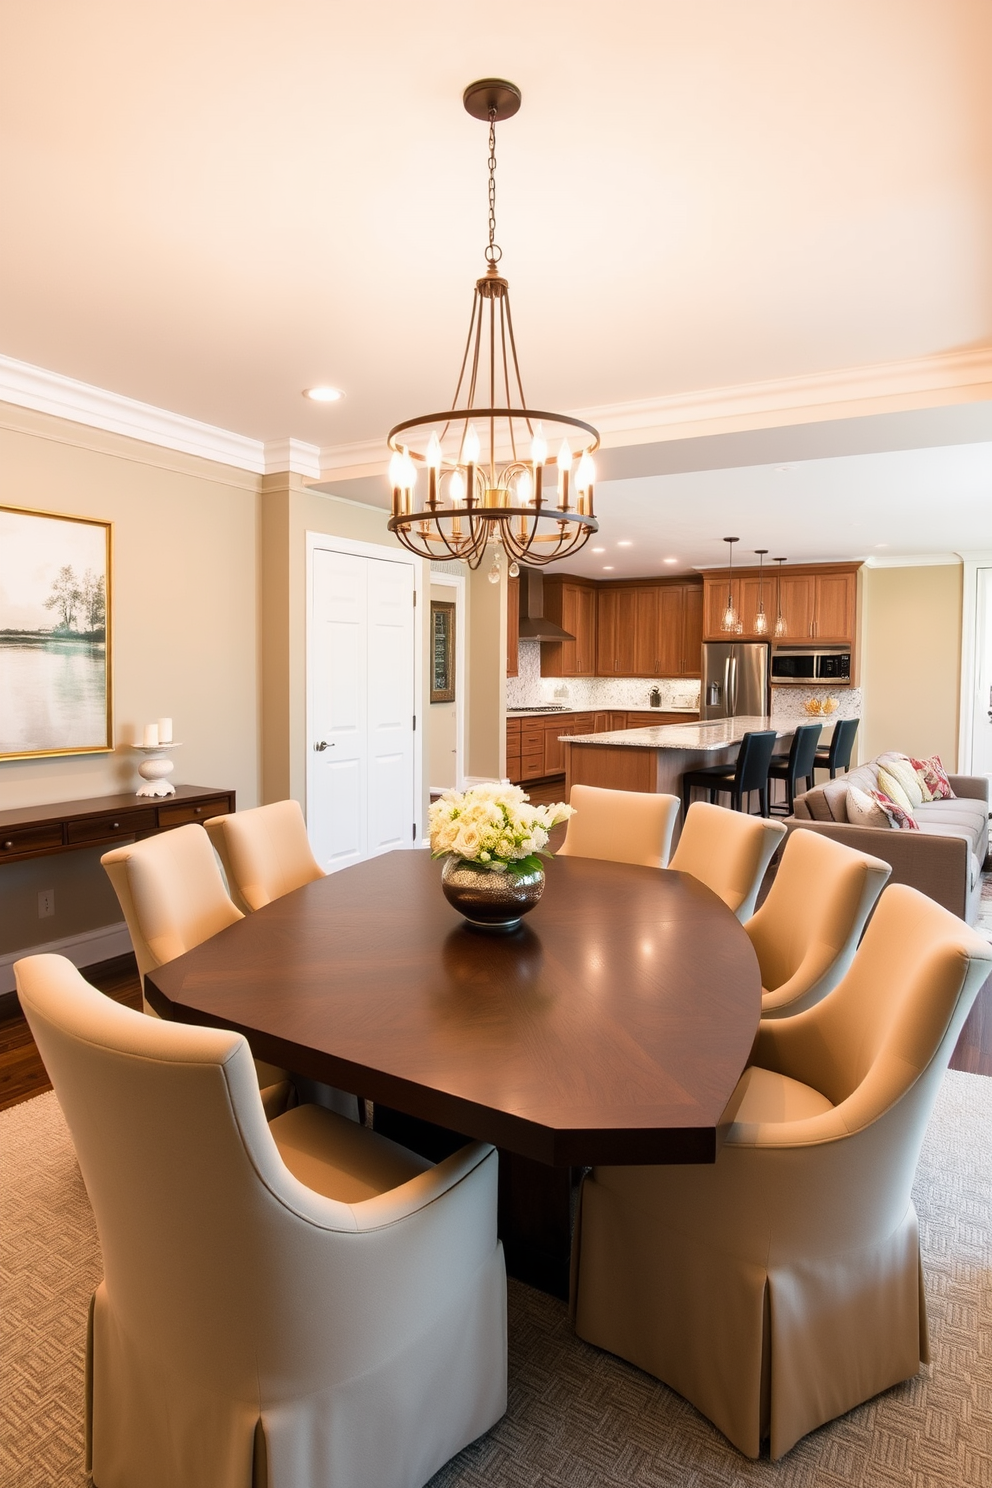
771 648 851 685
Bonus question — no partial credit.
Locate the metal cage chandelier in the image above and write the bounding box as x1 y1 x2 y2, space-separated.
386 79 600 570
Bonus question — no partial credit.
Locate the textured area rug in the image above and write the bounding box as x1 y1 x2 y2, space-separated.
2 1074 990 1488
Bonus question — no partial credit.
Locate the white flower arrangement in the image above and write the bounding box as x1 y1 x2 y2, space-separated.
429 782 574 875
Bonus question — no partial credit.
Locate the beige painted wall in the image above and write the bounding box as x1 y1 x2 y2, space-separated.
466 563 506 782
861 563 962 766
0 404 260 957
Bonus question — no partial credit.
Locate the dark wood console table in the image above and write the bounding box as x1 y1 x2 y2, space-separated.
0 785 236 865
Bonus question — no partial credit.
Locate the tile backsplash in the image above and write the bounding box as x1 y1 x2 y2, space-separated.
507 641 702 712
507 640 862 720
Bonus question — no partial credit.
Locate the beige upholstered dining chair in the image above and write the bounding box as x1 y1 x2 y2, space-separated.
205 799 324 913
15 954 507 1488
667 800 786 921
745 827 891 1017
557 784 681 869
571 884 992 1460
101 824 292 1118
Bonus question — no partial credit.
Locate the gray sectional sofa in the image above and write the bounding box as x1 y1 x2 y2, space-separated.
787 752 989 924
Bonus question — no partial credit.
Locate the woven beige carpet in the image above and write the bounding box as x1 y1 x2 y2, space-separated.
2 1073 990 1487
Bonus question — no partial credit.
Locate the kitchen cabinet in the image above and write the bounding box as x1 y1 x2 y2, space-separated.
596 589 638 676
541 579 597 677
681 586 703 676
506 574 519 678
505 712 594 783
702 563 858 647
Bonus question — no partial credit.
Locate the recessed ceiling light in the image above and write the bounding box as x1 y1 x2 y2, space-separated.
303 386 344 403
603 565 615 571
663 557 678 565
776 465 793 472
591 546 605 553
617 540 633 547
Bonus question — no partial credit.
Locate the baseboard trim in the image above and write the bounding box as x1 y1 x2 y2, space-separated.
0 922 132 996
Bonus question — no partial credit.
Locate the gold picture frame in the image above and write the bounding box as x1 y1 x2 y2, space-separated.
430 600 456 704
0 504 113 761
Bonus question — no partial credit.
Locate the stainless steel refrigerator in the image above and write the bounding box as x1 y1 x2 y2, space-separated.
700 642 771 720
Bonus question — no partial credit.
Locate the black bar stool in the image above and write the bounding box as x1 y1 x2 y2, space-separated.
813 717 859 779
682 730 779 818
767 723 822 815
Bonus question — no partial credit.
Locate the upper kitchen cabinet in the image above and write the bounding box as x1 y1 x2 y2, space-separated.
681 585 703 676
702 563 858 645
540 577 597 677
597 588 638 676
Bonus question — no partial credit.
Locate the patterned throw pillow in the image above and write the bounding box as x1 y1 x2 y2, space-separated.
877 765 913 812
879 757 924 809
910 755 955 801
846 784 890 828
870 788 920 830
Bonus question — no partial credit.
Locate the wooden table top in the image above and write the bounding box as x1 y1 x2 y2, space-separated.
146 850 762 1167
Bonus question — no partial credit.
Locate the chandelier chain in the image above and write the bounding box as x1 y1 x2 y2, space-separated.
485 108 502 266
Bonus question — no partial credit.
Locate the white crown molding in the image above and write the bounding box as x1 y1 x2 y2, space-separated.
263 438 322 478
0 352 268 471
318 346 992 480
0 353 323 477
861 552 963 567
571 347 992 449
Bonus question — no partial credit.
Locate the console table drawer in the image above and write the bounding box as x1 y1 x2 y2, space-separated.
1 825 65 856
158 797 230 827
67 808 158 845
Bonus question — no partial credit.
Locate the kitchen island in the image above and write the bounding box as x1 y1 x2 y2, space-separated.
563 714 834 808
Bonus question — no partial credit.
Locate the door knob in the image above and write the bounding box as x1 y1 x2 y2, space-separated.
313 740 334 751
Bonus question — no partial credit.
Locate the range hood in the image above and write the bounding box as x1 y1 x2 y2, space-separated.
517 567 574 643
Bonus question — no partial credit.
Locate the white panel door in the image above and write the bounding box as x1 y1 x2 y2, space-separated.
366 557 416 854
309 545 417 873
310 549 368 872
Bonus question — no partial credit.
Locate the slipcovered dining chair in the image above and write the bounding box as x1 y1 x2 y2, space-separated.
101 824 292 1118
571 885 992 1459
745 828 891 1017
205 799 324 914
667 801 786 921
15 954 507 1488
557 785 680 869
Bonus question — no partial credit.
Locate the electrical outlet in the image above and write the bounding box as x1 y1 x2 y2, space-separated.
38 889 55 919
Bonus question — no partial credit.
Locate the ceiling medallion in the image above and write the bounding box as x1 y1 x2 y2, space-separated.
386 79 600 572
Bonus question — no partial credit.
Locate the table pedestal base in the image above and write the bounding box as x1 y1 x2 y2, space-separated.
373 1105 575 1299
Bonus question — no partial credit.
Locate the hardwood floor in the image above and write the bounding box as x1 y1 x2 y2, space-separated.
0 955 142 1111
2 919 990 1113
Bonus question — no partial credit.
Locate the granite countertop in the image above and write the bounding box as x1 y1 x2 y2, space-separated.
563 715 794 751
508 706 701 719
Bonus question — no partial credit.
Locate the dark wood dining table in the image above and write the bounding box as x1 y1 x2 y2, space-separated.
146 848 762 1295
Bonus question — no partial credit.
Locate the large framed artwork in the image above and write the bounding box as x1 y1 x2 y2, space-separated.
0 505 113 760
430 599 456 703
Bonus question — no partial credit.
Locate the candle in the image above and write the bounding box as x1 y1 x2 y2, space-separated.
143 723 159 748
157 717 173 744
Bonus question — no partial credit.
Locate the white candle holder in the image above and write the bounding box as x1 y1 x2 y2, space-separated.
132 742 182 797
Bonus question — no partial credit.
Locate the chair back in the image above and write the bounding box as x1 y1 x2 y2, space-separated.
827 716 859 770
13 955 362 1400
745 828 890 1016
102 824 242 984
777 884 992 1131
668 801 786 920
788 722 822 779
733 730 778 793
205 800 324 913
557 785 680 869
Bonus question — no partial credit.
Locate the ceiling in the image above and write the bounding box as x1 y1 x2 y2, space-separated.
2 1 991 566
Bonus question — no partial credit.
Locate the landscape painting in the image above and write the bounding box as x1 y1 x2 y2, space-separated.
0 506 112 759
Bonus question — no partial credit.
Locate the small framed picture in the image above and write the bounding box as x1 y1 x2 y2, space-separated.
430 600 456 703
0 505 113 760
